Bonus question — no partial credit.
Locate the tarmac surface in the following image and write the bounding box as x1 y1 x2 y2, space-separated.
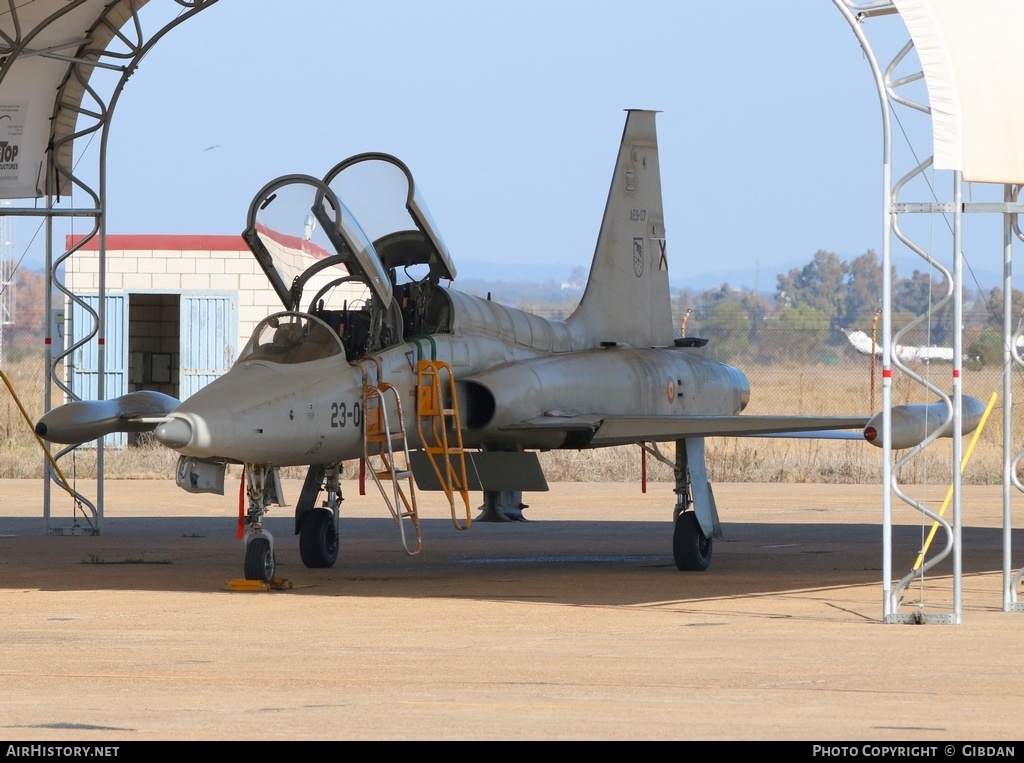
1 478 1022 741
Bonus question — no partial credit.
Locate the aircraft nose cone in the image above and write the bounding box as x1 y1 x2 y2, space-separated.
154 417 193 449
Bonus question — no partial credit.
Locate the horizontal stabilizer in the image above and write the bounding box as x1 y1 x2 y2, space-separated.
35 391 180 444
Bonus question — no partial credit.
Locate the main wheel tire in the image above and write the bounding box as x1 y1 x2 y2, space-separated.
673 511 712 572
299 508 339 568
244 535 276 582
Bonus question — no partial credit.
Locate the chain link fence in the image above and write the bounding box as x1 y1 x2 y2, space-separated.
1 263 49 479
3 267 1022 483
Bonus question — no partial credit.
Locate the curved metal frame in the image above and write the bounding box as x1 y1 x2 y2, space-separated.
0 0 219 533
835 0 1024 620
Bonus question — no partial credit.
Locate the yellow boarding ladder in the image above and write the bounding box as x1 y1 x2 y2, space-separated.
363 378 421 555
416 360 471 530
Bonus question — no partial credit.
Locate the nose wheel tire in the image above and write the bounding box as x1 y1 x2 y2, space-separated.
299 508 339 568
673 511 712 572
244 535 276 582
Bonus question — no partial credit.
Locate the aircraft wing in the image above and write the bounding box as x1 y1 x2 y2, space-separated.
504 414 869 448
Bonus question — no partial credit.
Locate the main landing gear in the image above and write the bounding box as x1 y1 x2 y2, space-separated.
671 438 716 572
299 508 339 568
295 464 343 568
673 510 712 572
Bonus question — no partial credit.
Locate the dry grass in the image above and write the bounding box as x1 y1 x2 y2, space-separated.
540 437 1001 486
2 358 1022 485
6 425 1011 487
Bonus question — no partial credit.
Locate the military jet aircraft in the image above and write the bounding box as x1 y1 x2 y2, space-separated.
36 110 982 582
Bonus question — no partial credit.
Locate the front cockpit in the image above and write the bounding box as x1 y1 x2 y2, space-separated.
236 313 345 366
240 153 456 363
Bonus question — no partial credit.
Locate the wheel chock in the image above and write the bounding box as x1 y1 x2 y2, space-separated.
227 577 292 591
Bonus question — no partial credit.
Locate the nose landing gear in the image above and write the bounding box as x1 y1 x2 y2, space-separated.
244 532 276 582
240 464 285 582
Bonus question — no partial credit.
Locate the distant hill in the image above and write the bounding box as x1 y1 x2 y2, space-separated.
454 259 580 285
453 254 1004 296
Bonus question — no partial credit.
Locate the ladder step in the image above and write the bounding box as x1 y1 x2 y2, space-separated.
376 470 412 481
366 433 407 443
424 446 463 456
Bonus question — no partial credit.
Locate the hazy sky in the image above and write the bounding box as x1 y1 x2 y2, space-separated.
13 1 1011 290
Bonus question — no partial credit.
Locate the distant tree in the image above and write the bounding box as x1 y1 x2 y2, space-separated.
893 269 953 345
776 303 830 362
696 282 741 311
967 326 1004 367
893 269 948 314
775 250 847 331
740 290 772 342
701 300 750 363
687 283 740 337
563 265 586 290
966 286 1024 332
3 267 46 354
843 250 883 327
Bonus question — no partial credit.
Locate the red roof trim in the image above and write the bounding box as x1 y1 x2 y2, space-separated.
253 222 334 261
65 234 249 251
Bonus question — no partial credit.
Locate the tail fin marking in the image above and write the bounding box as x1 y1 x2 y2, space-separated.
567 110 673 349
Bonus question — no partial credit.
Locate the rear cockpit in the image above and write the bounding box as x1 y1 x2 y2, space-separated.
241 153 456 362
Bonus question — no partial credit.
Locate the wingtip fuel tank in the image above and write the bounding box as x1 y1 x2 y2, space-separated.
34 390 180 444
862 395 986 449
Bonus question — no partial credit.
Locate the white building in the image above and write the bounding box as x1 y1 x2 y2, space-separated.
63 233 357 411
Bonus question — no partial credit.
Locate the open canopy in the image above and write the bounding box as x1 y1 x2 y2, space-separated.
241 153 456 312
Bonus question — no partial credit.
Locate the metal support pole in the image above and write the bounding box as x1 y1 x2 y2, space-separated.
1003 184 1014 611
952 171 964 623
43 197 53 531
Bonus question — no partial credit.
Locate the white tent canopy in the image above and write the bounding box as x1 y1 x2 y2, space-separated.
0 0 171 199
6 1 1023 192
895 0 1024 183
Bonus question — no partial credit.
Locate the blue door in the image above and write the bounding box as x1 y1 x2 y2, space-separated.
180 293 237 400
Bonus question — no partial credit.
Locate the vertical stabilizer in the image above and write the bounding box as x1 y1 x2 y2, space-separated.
567 110 672 348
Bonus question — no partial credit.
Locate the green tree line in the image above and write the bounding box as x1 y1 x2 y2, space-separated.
675 249 1019 366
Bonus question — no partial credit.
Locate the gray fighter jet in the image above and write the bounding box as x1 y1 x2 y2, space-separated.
37 110 982 581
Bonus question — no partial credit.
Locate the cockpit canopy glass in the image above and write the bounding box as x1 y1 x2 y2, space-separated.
323 153 456 283
242 154 456 314
242 177 376 312
236 313 346 366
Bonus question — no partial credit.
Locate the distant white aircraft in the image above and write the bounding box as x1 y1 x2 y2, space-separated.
842 329 954 363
